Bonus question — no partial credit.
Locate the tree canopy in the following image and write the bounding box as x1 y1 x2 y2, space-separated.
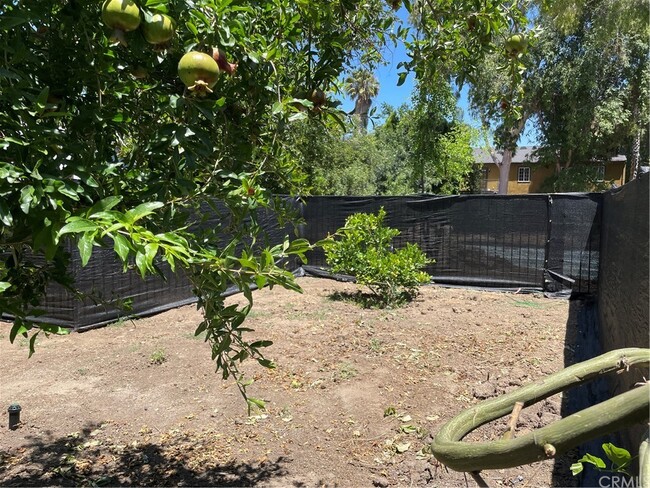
289 82 479 197
534 0 649 183
467 0 648 193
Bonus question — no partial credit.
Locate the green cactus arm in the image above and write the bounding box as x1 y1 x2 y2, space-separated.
431 348 650 472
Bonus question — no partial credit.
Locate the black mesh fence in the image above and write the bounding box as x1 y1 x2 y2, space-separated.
545 194 602 295
599 173 649 347
8 192 607 329
11 201 296 331
300 193 601 293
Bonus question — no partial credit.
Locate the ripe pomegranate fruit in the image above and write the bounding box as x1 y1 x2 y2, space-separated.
505 34 527 57
211 48 237 75
178 51 220 95
101 0 141 46
143 13 175 47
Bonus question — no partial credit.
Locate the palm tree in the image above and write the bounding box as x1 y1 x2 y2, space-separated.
344 69 380 132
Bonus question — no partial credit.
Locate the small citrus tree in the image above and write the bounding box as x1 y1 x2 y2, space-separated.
323 208 431 307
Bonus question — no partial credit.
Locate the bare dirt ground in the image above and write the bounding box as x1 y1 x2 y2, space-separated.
0 278 579 487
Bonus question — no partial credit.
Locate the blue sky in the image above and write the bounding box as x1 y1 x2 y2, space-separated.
337 8 539 147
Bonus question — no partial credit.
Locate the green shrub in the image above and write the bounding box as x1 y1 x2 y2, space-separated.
323 208 431 307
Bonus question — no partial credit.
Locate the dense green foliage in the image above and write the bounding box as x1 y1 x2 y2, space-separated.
406 0 532 121
290 83 479 196
0 0 393 408
287 118 395 196
387 84 479 194
287 0 537 197
533 0 649 182
468 0 648 193
323 208 430 307
539 165 612 193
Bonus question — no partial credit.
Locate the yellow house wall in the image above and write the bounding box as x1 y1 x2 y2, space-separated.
605 162 626 187
481 161 627 194
483 165 499 192
507 164 554 194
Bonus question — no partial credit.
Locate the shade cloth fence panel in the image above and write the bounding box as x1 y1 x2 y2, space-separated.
19 192 604 330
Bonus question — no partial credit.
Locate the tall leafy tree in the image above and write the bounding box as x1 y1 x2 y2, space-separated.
287 118 390 195
469 49 538 194
403 80 478 193
400 0 534 194
468 0 648 193
535 0 649 182
289 84 477 197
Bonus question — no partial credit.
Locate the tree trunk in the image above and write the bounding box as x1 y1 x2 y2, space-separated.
497 149 512 195
354 99 371 132
630 63 643 181
631 103 641 180
420 158 425 193
494 117 526 195
631 128 641 180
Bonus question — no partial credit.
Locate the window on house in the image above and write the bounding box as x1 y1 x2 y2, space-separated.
596 165 605 182
517 166 531 183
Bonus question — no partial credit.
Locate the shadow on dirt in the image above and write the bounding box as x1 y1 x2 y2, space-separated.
551 298 610 488
328 290 378 308
327 290 415 309
0 421 290 486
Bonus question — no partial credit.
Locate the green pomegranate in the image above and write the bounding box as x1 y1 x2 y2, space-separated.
101 0 141 46
143 13 175 45
178 52 220 95
505 34 527 57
